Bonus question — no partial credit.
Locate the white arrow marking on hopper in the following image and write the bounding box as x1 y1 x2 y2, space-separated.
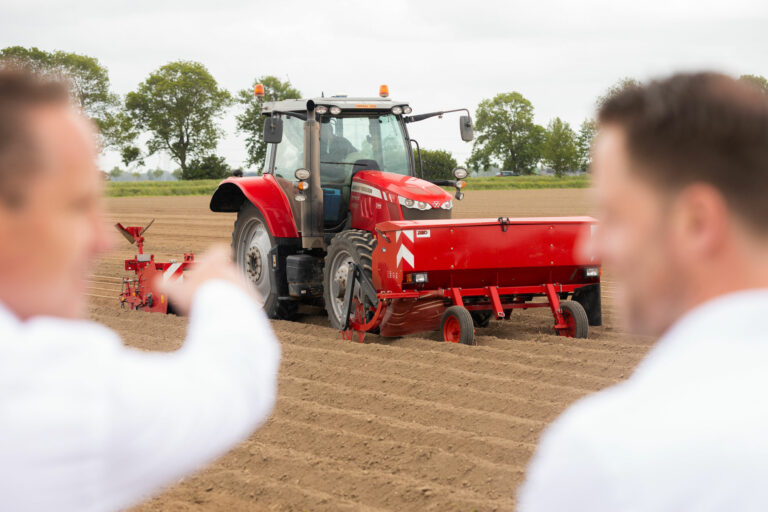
397 244 414 268
402 229 414 242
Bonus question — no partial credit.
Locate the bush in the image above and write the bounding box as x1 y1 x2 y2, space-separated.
182 155 231 180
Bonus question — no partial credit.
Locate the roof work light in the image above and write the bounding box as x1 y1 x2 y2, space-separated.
379 84 389 98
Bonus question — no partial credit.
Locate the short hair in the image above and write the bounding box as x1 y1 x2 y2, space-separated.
598 72 768 233
0 64 70 207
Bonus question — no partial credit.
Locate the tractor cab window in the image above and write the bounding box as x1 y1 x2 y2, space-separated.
319 113 410 185
272 115 304 181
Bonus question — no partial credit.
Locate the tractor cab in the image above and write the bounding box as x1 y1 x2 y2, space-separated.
262 96 418 230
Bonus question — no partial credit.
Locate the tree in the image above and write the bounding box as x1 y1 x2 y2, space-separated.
125 61 232 174
596 77 641 109
151 169 165 180
576 118 597 173
236 76 301 171
172 169 182 180
413 149 458 180
542 118 579 177
468 92 545 175
0 46 122 148
108 166 123 180
739 74 768 95
183 155 231 180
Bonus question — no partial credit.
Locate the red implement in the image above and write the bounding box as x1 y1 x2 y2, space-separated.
344 216 601 344
115 220 194 314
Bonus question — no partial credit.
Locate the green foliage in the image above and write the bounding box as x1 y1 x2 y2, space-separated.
151 169 165 179
468 92 545 175
182 154 231 180
106 176 587 198
106 179 221 197
108 166 123 179
739 74 768 95
542 118 579 177
596 77 641 109
413 148 457 180
125 61 232 173
0 46 122 149
172 169 182 180
576 119 597 172
120 145 143 167
236 76 301 171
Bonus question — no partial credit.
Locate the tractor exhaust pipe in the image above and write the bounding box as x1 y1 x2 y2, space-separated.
301 100 325 250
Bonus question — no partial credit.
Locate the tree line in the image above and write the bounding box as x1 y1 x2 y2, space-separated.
3 46 766 180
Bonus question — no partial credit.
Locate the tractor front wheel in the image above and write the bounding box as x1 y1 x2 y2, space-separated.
441 306 476 346
324 230 376 330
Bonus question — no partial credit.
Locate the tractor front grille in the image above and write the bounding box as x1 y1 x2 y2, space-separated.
402 208 452 221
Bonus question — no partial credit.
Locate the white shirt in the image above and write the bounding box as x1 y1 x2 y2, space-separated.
518 289 768 512
0 280 281 512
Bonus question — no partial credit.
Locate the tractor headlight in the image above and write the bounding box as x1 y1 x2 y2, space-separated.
583 267 600 278
452 167 468 180
399 196 432 210
403 106 412 114
441 200 453 209
330 106 342 115
315 105 328 115
295 168 311 180
391 106 403 115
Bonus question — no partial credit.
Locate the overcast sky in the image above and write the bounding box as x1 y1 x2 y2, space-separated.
2 0 766 171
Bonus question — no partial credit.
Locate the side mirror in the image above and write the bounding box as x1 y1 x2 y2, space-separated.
263 116 283 144
460 115 474 142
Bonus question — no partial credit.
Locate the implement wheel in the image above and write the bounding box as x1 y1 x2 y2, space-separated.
441 306 475 346
557 301 589 338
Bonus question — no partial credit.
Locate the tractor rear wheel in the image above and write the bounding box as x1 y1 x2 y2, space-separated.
233 203 297 320
557 301 589 338
441 306 476 345
324 230 376 330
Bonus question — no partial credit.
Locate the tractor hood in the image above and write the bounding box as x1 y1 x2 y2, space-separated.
352 171 453 210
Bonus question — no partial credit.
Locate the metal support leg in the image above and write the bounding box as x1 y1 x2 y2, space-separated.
488 286 505 318
545 283 568 329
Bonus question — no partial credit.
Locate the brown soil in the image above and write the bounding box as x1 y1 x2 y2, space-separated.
86 189 653 511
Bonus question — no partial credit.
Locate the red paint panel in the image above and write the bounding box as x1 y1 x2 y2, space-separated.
354 171 452 206
211 175 299 238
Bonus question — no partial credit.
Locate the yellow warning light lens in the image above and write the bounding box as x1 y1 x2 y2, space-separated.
254 84 265 97
379 84 389 98
456 180 466 189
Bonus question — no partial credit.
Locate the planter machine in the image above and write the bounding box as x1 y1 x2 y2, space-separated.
115 220 194 314
209 85 601 345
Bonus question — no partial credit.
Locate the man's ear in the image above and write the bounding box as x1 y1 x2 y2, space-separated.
673 183 729 258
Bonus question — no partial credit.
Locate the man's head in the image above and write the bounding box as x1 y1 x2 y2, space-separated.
590 72 768 336
0 66 112 320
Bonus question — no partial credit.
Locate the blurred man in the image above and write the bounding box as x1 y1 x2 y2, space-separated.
0 67 280 510
519 73 768 510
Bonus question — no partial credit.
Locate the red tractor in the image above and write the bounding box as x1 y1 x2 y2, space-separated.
210 86 601 344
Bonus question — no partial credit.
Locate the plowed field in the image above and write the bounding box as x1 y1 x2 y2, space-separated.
87 189 654 511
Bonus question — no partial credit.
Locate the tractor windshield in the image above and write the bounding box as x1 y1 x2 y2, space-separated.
319 114 410 185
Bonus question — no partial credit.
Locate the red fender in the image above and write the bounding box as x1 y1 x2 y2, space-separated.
209 175 299 238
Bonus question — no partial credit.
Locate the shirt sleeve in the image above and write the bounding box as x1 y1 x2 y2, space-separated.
99 280 281 510
517 401 618 512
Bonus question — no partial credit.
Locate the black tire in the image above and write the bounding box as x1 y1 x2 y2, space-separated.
441 306 476 345
323 230 376 330
572 284 602 326
471 311 492 328
559 301 589 339
232 202 297 320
